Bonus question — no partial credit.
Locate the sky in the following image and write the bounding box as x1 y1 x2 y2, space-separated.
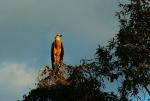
0 0 149 101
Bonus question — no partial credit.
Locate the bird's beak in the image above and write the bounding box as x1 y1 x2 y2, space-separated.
59 34 62 37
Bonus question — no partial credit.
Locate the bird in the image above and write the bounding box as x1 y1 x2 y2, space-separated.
51 34 64 68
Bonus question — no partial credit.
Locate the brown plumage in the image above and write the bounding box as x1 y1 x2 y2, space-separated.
51 35 64 68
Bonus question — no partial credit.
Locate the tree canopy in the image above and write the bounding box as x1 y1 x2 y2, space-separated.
21 0 150 101
96 0 150 98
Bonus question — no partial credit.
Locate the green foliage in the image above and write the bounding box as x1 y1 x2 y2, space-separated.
22 0 150 101
96 0 150 99
23 64 120 101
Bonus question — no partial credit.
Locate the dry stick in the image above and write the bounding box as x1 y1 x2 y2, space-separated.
144 85 150 96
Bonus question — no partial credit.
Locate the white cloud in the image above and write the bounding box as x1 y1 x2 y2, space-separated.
0 62 37 101
0 0 120 100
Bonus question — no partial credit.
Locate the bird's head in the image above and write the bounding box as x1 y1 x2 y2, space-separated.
55 33 62 38
54 33 62 47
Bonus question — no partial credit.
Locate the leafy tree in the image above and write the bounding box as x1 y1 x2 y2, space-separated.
22 0 150 101
22 64 120 101
96 0 150 99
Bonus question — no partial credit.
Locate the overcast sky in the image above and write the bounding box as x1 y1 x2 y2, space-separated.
0 0 119 65
0 0 149 101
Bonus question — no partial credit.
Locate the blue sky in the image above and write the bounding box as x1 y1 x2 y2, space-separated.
0 0 149 101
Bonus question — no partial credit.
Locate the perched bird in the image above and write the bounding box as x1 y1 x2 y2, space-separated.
51 34 64 68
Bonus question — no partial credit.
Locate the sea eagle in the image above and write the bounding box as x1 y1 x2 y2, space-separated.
51 34 64 68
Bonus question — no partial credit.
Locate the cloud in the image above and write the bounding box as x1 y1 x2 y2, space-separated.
0 62 37 101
